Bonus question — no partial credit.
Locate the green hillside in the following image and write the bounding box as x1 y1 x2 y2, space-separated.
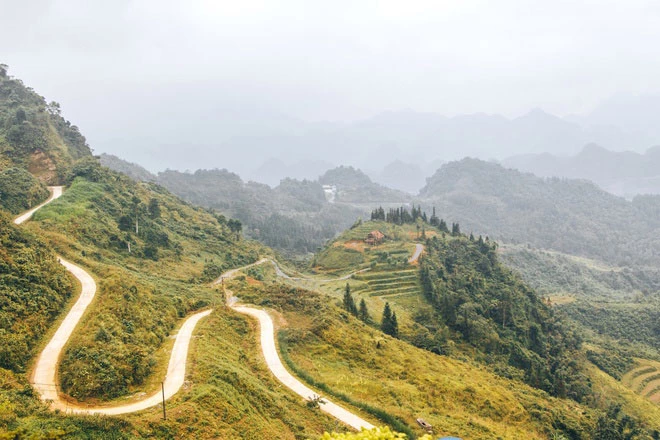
0 64 91 183
2 67 659 439
227 264 660 439
0 167 49 214
0 213 74 372
304 218 660 438
318 166 409 203
418 158 660 268
0 69 343 438
100 156 409 257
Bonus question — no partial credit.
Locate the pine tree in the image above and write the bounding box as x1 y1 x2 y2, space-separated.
343 283 358 316
381 302 395 336
358 298 370 323
438 218 449 232
430 207 439 227
390 311 399 338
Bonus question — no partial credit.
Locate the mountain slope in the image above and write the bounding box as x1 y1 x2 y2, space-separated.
0 71 350 438
100 158 385 256
0 65 91 183
418 158 660 267
230 249 660 439
302 219 660 437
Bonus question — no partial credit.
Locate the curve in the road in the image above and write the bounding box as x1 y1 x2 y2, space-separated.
214 242 425 430
233 305 374 431
15 186 212 415
217 262 375 431
13 186 63 225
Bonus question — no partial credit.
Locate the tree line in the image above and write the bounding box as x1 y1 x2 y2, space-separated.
370 205 462 236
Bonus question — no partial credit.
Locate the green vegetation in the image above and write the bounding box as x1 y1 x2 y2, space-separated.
101 157 411 257
317 426 432 439
0 213 73 372
380 302 398 337
0 167 49 214
500 245 660 300
27 160 261 400
418 158 660 267
0 307 343 439
307 220 660 438
419 234 591 402
3 66 660 439
151 167 364 256
319 166 407 203
0 64 91 183
561 300 660 353
230 274 639 440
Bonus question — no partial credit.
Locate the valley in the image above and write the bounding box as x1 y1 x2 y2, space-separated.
1 64 660 440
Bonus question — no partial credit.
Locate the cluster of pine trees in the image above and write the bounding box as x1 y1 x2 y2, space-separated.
342 283 398 337
418 234 590 403
370 205 462 235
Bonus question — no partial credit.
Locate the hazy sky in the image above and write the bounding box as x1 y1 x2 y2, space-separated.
2 1 660 170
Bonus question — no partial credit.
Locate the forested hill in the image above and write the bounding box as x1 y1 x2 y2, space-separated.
0 64 91 183
100 157 402 256
418 158 660 267
318 165 409 203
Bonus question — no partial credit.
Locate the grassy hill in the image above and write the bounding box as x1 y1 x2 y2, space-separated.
2 67 659 439
0 69 348 438
227 263 660 439
302 219 660 438
100 156 411 257
0 159 351 438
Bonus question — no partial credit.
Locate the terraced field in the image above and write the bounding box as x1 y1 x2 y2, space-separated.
622 360 660 404
353 268 421 298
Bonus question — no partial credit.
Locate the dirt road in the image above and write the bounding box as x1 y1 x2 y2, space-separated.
16 188 211 415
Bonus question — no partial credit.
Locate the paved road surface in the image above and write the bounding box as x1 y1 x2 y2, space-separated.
13 186 63 225
15 187 211 415
233 305 375 431
219 263 375 431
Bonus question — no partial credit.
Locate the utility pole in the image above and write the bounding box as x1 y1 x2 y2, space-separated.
161 382 166 420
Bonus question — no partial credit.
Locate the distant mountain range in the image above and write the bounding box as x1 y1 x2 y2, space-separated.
103 152 660 268
504 144 660 198
100 94 660 191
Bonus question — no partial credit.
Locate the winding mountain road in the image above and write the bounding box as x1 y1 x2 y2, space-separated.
233 305 375 431
216 260 375 431
15 187 212 415
214 243 425 430
13 186 63 225
15 187 416 427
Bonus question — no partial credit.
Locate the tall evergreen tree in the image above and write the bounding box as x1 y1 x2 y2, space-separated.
343 283 358 316
358 298 370 323
390 311 399 338
381 302 396 336
429 207 439 227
